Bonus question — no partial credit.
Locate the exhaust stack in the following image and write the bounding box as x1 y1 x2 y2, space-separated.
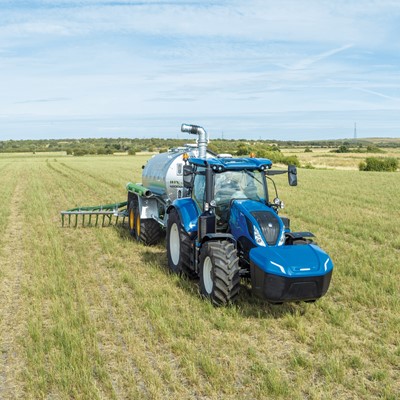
181 124 208 159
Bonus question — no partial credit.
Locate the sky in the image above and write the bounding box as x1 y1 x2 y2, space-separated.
1 0 400 141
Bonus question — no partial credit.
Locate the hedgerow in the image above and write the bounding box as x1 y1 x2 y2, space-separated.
359 157 398 172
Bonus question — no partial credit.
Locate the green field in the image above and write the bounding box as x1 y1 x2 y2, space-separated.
283 146 400 170
0 153 399 399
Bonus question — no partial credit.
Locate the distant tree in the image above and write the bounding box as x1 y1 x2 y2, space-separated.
331 144 350 153
366 145 385 153
73 149 88 156
359 157 398 172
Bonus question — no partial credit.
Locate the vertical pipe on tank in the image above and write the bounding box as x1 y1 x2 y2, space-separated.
181 124 208 159
196 127 208 159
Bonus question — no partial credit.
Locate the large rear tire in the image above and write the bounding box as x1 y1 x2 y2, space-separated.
166 209 194 276
135 209 163 246
199 241 240 306
128 194 162 246
128 200 136 237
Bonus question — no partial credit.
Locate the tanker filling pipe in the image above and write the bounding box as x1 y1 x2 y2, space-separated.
181 123 208 159
126 182 152 197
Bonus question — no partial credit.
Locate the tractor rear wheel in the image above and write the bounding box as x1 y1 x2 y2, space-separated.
166 209 194 276
199 241 240 306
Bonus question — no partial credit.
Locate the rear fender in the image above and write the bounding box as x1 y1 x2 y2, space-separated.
127 192 158 219
167 198 200 234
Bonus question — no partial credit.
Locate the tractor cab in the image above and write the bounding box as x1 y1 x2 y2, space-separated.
185 156 293 234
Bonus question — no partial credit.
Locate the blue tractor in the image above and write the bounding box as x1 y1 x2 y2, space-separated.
166 124 333 305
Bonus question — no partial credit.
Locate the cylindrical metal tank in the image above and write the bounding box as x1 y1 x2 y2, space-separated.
142 146 209 202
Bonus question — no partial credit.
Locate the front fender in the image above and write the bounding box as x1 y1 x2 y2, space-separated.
168 198 199 234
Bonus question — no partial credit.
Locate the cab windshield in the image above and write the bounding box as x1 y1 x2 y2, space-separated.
214 170 265 206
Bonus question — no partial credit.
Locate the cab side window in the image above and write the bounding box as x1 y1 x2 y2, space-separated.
193 167 206 210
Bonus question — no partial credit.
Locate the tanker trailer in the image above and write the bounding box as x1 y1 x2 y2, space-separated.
127 143 214 245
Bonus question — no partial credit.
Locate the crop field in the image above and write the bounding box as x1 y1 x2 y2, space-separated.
0 153 399 399
282 146 400 170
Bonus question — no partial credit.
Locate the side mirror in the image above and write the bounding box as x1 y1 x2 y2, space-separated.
183 164 194 189
288 165 297 186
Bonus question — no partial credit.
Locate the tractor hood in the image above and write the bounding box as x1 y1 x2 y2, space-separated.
230 199 285 247
249 244 333 278
229 200 333 278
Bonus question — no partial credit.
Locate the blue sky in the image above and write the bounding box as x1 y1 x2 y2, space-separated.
1 0 400 140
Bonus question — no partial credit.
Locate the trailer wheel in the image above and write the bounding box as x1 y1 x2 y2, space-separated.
199 241 240 306
134 209 163 246
166 209 194 276
128 200 136 237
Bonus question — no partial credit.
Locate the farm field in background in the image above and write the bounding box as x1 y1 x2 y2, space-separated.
282 146 400 170
0 153 399 399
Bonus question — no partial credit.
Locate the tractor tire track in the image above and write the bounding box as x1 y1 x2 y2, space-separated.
58 161 122 190
0 182 27 399
46 160 125 212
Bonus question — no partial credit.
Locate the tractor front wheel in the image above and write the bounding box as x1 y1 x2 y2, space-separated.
166 209 193 276
199 241 240 306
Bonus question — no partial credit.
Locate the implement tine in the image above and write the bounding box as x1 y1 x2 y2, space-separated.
60 201 129 228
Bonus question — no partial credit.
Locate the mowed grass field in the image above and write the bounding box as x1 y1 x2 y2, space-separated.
0 153 399 399
283 146 400 170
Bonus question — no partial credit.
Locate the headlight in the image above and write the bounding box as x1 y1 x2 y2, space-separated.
253 226 266 247
273 197 284 209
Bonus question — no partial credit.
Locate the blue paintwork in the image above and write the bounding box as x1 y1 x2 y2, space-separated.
229 199 284 246
249 245 333 278
171 198 200 233
189 157 272 171
228 199 334 278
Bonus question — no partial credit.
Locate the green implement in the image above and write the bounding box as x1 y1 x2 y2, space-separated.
126 182 152 197
61 201 128 227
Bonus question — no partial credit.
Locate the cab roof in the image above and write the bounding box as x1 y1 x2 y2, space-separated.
188 157 273 171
